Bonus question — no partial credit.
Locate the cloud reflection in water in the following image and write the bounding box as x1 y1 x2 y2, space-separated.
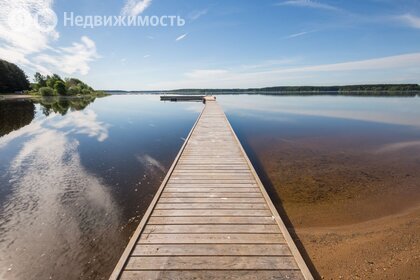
0 109 119 279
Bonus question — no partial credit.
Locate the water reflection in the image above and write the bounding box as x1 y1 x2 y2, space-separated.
38 96 98 116
219 95 420 128
0 101 35 137
0 96 99 138
0 100 118 279
0 95 202 279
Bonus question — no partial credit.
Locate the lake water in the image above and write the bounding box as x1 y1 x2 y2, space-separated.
1 94 419 279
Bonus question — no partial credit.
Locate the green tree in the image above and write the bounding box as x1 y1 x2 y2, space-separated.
54 81 66 95
0 59 30 93
34 72 47 87
46 74 63 88
39 87 55 96
81 88 91 95
67 86 80 95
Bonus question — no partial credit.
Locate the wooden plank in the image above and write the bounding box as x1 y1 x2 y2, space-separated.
147 216 276 225
158 197 266 203
169 178 255 182
143 224 280 233
154 203 268 210
178 161 247 164
167 180 256 184
172 173 253 176
165 184 258 188
160 193 263 198
170 174 254 179
151 209 272 217
138 233 285 244
120 270 304 280
125 256 298 270
132 244 292 256
175 166 249 169
172 170 252 173
163 187 259 193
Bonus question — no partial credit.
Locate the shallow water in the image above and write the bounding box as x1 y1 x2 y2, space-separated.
1 94 420 279
219 95 420 224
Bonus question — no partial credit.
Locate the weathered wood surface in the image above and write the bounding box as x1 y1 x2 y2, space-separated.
110 100 313 280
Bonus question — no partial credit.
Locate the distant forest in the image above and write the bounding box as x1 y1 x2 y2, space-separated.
110 84 420 96
168 84 420 96
0 59 30 93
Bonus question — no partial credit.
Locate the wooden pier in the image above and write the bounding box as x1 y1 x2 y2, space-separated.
110 98 313 280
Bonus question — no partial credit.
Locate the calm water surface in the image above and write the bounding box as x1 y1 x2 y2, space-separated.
1 94 420 279
220 95 420 161
220 95 420 220
0 95 202 279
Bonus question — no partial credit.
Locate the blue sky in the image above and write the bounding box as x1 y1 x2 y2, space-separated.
1 0 420 90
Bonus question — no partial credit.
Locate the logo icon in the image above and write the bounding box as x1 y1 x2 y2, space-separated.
7 8 57 32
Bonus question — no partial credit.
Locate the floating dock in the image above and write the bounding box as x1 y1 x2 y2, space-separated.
110 98 313 280
160 95 205 102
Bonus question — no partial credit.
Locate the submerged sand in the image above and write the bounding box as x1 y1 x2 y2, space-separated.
250 137 420 279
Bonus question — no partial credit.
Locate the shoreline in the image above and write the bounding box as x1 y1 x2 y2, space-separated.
295 204 419 279
0 94 109 101
0 95 36 101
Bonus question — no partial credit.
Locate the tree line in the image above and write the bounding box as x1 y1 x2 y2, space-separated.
170 84 420 96
32 72 104 96
0 59 30 93
0 58 105 96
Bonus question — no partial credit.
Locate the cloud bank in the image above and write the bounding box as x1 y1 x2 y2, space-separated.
0 0 98 76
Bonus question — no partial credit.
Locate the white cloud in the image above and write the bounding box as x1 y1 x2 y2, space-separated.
277 0 339 11
143 54 151 58
189 9 208 21
285 31 309 39
0 0 98 76
147 52 420 89
398 13 420 29
0 0 58 70
280 52 420 73
34 36 99 75
121 0 152 17
0 0 59 53
176 33 188 41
